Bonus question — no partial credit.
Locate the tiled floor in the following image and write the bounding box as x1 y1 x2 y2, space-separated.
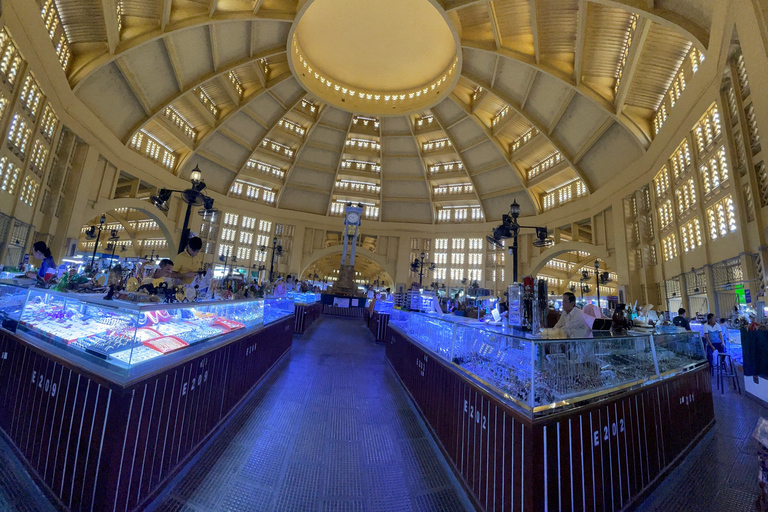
0 317 764 511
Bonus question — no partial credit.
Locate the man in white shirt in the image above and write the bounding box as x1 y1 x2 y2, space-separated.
554 292 592 338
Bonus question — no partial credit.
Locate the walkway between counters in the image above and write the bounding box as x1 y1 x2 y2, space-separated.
143 316 473 512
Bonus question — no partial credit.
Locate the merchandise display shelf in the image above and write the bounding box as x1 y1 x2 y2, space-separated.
385 311 714 512
0 288 296 512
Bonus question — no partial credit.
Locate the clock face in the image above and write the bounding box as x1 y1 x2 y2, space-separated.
347 212 360 224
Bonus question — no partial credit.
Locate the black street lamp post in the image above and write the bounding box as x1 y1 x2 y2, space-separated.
261 237 283 282
150 165 215 254
410 251 436 286
489 201 552 283
85 213 107 272
106 230 120 269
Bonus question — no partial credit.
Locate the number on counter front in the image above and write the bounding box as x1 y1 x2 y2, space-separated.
594 419 624 446
30 369 57 397
463 399 487 430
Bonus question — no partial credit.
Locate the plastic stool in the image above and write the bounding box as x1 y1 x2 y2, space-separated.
716 352 741 394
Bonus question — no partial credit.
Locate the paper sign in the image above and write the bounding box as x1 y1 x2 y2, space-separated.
746 289 752 303
351 299 359 307
492 308 501 322
333 297 350 308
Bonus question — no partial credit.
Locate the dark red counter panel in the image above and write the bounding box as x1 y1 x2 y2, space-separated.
364 311 390 342
0 315 294 512
294 302 322 334
385 327 714 512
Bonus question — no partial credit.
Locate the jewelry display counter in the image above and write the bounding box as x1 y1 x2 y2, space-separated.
385 311 714 512
364 300 393 342
286 292 322 334
0 289 295 512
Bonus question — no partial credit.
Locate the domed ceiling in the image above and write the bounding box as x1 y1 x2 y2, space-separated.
58 0 711 223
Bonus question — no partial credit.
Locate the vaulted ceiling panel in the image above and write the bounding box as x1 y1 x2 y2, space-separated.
298 146 339 169
456 3 494 45
279 189 330 215
200 133 251 168
382 137 419 156
494 58 536 103
523 73 570 127
57 0 107 43
270 78 305 106
381 117 410 136
462 140 507 170
246 93 285 125
311 125 346 148
381 157 424 179
381 201 431 223
77 63 147 138
252 20 292 52
461 48 498 83
320 108 353 130
578 123 643 189
169 27 216 85
224 112 268 147
431 100 466 128
484 192 534 219
383 180 428 198
286 167 335 190
119 40 178 109
447 118 486 147
550 94 610 156
211 22 250 67
473 166 519 194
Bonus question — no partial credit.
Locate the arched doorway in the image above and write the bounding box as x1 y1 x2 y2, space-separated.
300 249 394 290
530 247 618 309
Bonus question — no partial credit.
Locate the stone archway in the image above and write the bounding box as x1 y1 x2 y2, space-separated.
88 198 178 257
299 246 395 288
527 242 613 277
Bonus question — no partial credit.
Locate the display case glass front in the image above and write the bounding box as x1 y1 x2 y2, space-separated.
287 291 320 304
0 282 29 331
391 311 707 416
264 296 295 324
17 289 281 370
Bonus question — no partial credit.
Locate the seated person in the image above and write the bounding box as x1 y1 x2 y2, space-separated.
553 292 591 338
141 259 174 286
672 308 691 331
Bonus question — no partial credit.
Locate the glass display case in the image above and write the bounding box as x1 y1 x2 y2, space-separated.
16 289 293 370
0 282 30 331
286 291 320 304
374 300 394 314
392 311 707 416
264 296 295 324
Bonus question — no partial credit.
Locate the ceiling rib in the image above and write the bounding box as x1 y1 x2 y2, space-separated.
209 25 219 72
614 17 651 114
325 114 355 216
408 117 436 224
161 0 172 31
573 0 587 86
115 59 152 116
548 90 576 135
102 0 119 54
121 47 285 144
430 109 488 220
487 2 502 51
163 38 184 91
461 71 594 194
277 104 327 206
529 0 540 64
573 117 614 163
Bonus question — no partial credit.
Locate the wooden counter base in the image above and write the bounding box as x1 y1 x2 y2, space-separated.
0 315 294 512
385 326 715 512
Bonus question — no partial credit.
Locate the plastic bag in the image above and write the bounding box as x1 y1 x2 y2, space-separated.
753 417 768 449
